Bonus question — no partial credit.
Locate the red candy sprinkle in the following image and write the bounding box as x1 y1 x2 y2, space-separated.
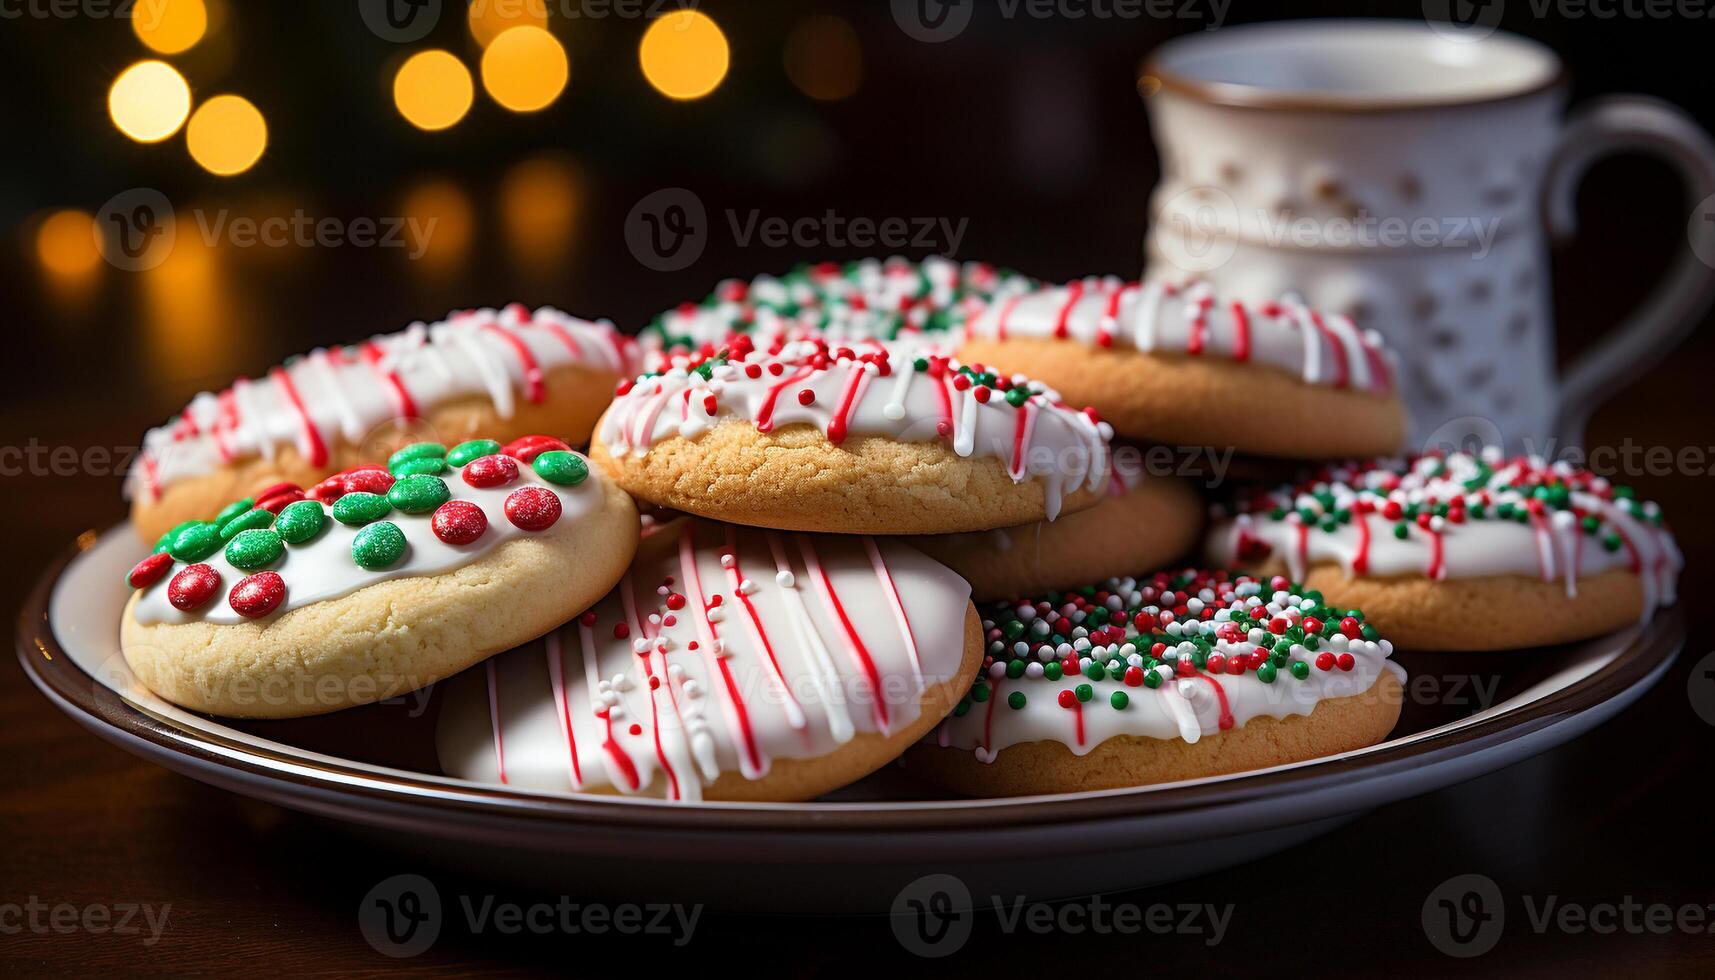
257 488 306 514
1124 666 1145 687
797 389 815 405
665 593 686 610
250 481 301 502
127 552 174 590
504 486 561 531
431 500 488 545
229 570 286 618
1315 652 1337 671
463 454 520 488
168 563 221 611
503 434 571 463
1340 616 1362 638
579 611 598 627
343 468 395 495
1337 652 1357 671
1057 690 1077 709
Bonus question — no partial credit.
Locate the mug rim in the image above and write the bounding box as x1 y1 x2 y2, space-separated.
1142 19 1567 113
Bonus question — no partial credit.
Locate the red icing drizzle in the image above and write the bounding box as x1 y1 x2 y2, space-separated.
360 340 419 418
678 523 764 775
1052 281 1085 339
1229 301 1252 362
724 528 806 731
267 367 329 467
1307 311 1350 388
485 658 508 784
799 536 890 731
544 630 583 788
481 321 546 404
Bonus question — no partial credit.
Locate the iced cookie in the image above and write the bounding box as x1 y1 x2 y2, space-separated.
1205 449 1680 651
906 466 1202 601
642 256 1035 352
121 437 638 718
591 338 1112 534
128 304 634 543
435 518 983 802
908 569 1405 795
959 278 1405 458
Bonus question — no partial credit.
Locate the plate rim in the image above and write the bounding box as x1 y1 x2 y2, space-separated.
17 526 1686 839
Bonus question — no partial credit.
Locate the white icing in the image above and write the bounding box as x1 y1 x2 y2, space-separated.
966 277 1397 394
1206 451 1681 621
128 306 633 502
932 575 1405 758
643 256 1036 351
599 341 1112 522
132 451 609 625
435 520 975 801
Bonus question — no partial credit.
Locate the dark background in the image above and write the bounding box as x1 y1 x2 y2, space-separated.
3 0 1713 975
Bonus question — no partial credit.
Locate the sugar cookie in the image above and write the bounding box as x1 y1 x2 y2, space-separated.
591 338 1112 533
436 518 982 802
128 305 633 542
121 438 638 718
1205 449 1680 650
959 278 1405 458
908 569 1404 795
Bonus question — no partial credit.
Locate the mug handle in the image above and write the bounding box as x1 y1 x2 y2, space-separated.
1543 95 1715 446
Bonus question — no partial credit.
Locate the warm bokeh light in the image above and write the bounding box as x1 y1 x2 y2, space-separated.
784 15 861 101
393 50 474 131
143 214 249 384
108 60 192 143
501 155 581 275
480 26 568 112
639 10 728 101
133 0 208 54
185 94 267 175
467 0 547 46
34 209 102 281
400 179 475 271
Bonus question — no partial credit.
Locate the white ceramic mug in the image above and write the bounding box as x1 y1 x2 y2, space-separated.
1141 19 1715 452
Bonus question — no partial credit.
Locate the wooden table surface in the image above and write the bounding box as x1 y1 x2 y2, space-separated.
3 347 1712 977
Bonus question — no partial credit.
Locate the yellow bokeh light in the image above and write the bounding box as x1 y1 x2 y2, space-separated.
467 0 547 47
480 26 569 113
640 10 729 101
784 15 861 101
108 60 192 143
133 0 208 55
185 95 267 175
501 155 581 274
394 50 474 131
35 210 102 280
400 179 475 271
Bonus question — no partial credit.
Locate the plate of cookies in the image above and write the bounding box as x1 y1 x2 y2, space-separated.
18 259 1685 910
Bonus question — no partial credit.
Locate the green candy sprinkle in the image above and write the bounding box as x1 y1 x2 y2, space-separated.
333 492 392 526
219 508 274 542
952 698 972 717
388 442 446 472
1143 671 1162 689
1074 684 1093 703
1393 523 1410 540
448 439 503 467
351 521 407 570
214 497 255 527
1110 691 1129 710
1084 661 1105 681
392 456 447 477
168 522 221 563
532 450 589 487
1257 663 1277 684
1043 661 1063 681
1290 661 1311 680
971 682 991 703
1004 659 1025 679
387 474 451 514
225 528 284 570
1007 692 1026 710
275 500 326 544
1004 387 1029 408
